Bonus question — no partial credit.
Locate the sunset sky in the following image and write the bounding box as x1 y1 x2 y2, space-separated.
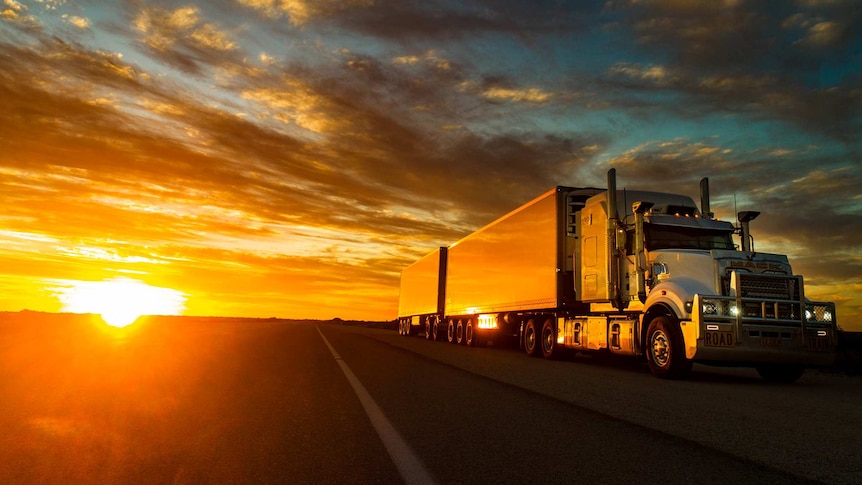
1 0 860 327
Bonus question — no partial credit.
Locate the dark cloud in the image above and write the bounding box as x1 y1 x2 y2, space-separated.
599 1 862 142
610 0 862 75
767 254 862 286
319 0 601 42
603 62 862 143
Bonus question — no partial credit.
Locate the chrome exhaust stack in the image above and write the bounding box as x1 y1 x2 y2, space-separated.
607 169 625 310
607 168 618 222
633 201 654 303
700 178 713 218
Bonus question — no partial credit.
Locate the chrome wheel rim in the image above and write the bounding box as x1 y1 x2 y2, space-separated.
651 329 670 367
542 326 554 353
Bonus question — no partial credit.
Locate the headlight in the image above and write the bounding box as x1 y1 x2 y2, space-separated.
805 304 834 323
701 298 735 317
702 301 718 315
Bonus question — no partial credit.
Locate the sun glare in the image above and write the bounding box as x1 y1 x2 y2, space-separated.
52 277 186 327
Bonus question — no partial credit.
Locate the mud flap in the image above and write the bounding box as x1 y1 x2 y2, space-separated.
680 320 698 360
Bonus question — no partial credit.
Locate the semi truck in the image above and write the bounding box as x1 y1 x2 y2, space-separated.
397 168 837 381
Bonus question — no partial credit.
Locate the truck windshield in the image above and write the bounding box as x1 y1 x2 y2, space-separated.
645 224 735 251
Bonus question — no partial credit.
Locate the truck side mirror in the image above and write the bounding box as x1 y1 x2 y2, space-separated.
737 211 761 252
738 211 760 223
633 201 654 215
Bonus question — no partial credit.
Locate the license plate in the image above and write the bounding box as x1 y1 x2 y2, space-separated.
704 331 734 347
807 337 828 352
760 337 781 347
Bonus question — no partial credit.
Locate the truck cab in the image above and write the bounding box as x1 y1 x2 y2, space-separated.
570 170 837 380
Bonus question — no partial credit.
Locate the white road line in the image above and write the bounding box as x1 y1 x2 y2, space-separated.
316 326 436 485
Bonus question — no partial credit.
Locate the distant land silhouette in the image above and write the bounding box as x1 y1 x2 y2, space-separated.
1 310 396 329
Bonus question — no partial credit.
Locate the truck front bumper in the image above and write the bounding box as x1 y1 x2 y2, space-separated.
683 295 837 367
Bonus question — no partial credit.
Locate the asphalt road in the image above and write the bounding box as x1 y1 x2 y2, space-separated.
1 315 859 484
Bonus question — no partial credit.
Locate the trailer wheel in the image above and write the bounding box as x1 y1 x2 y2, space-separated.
540 318 560 360
398 319 405 336
456 319 466 345
756 365 804 383
432 321 441 341
447 319 457 344
465 318 481 347
425 318 433 340
524 318 541 358
646 316 691 379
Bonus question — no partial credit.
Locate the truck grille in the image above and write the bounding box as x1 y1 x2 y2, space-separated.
737 273 799 300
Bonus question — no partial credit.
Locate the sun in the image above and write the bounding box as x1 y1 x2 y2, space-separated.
52 277 186 327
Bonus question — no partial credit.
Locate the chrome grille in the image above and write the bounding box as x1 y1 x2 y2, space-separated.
738 273 799 300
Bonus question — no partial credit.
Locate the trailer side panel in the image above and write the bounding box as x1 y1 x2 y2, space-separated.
445 188 571 316
398 247 445 318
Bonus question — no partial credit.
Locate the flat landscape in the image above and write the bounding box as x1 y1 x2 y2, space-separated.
1 313 860 484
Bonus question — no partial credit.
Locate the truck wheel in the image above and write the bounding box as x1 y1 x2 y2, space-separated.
646 316 691 379
405 320 413 337
756 365 805 383
540 318 560 360
398 319 405 336
524 319 541 358
456 319 465 345
432 321 441 341
425 319 433 340
447 319 457 344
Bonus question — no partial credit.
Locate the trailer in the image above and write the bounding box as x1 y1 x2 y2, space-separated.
397 247 446 338
397 169 838 381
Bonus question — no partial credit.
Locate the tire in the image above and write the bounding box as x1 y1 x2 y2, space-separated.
524 318 541 358
425 319 433 340
398 319 404 336
432 321 441 341
645 316 692 379
465 319 481 347
456 319 465 345
540 318 561 360
405 320 413 337
447 319 457 344
756 365 805 383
